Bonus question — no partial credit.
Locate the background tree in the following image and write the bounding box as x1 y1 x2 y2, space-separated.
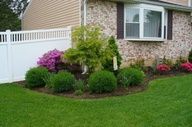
0 0 29 31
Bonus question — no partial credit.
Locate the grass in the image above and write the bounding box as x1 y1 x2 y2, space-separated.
0 75 192 127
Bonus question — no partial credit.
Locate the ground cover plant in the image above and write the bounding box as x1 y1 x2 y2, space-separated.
0 74 192 127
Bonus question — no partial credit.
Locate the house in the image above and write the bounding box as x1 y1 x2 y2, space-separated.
22 0 192 66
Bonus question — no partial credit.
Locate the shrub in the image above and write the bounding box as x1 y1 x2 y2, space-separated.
117 68 145 87
25 67 49 88
88 71 117 93
74 80 85 92
181 62 192 72
50 71 75 93
103 36 122 71
130 59 146 71
174 56 187 70
64 26 113 72
156 64 171 73
37 49 63 72
188 49 192 63
74 90 84 96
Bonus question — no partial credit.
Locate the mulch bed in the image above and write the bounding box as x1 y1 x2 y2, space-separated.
16 69 189 99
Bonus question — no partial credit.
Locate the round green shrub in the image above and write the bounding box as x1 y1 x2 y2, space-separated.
25 67 49 88
117 68 145 87
88 71 117 93
50 71 75 93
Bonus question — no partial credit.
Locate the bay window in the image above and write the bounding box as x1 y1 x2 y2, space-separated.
125 4 165 41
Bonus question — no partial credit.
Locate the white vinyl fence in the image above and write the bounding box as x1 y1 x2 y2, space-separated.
0 27 72 83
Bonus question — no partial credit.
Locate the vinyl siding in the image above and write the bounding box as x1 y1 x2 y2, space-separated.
22 0 81 30
160 0 189 6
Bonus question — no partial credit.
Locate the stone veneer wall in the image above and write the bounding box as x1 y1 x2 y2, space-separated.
86 0 192 66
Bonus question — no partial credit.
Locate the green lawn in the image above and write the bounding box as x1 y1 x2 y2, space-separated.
0 75 192 127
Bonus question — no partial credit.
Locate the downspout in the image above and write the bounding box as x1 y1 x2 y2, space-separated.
83 0 87 25
82 0 88 74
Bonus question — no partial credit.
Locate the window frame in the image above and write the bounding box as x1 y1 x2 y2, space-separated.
124 4 165 41
189 0 192 7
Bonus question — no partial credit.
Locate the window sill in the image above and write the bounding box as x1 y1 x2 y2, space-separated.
124 38 166 42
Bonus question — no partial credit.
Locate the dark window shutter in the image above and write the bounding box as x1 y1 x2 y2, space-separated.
117 2 124 39
164 26 166 39
167 10 173 40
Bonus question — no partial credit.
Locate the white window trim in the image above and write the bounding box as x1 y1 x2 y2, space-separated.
124 4 165 41
189 0 192 6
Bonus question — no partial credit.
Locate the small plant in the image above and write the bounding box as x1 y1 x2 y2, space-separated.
74 90 84 96
130 58 146 71
49 71 75 93
37 49 63 72
117 68 145 87
103 36 122 71
188 49 192 63
162 56 173 67
25 67 49 88
174 56 187 70
156 64 171 73
88 70 117 93
73 80 85 92
180 62 192 72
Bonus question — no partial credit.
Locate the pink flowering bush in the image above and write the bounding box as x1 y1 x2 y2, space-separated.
180 62 192 72
37 49 63 72
156 64 171 73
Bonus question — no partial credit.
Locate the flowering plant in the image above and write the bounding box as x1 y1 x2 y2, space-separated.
156 64 171 73
180 62 192 72
37 49 63 72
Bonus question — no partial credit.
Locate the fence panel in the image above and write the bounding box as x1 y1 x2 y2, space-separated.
0 27 71 83
0 43 9 83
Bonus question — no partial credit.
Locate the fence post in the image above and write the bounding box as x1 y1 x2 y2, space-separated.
67 26 72 48
6 30 13 83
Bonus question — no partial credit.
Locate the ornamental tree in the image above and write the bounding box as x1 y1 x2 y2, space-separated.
64 26 113 73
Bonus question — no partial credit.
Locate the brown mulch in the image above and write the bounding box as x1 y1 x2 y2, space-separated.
33 84 147 99
16 70 189 99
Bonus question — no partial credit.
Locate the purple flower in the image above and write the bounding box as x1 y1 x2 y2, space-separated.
37 49 63 71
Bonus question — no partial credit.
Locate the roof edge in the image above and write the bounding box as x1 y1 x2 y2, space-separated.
22 0 33 19
111 0 192 12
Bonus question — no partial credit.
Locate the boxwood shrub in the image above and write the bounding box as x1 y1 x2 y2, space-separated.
25 67 49 88
117 68 145 87
88 70 117 93
50 71 75 93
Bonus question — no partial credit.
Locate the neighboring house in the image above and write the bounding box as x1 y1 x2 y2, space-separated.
22 0 192 66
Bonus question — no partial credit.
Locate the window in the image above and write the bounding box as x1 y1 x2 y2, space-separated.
189 0 192 6
124 4 165 41
191 0 192 6
126 8 140 38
